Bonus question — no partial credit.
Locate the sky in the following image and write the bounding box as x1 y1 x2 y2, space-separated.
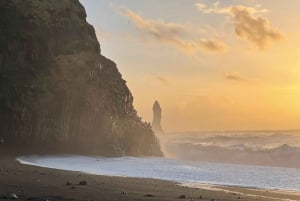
80 0 300 132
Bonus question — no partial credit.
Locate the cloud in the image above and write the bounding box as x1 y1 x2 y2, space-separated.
200 39 227 52
120 8 227 53
121 8 187 41
196 2 283 49
223 72 242 81
196 2 269 15
156 76 168 85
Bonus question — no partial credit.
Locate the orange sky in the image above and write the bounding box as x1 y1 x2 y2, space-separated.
81 0 300 132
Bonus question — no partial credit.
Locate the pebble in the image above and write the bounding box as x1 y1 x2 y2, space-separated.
78 180 87 185
9 193 19 199
179 194 186 199
144 194 155 197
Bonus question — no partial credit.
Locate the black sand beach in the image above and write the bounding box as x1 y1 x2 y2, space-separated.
1 151 300 201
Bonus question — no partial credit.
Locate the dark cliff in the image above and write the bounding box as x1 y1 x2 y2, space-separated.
0 0 162 156
152 101 163 133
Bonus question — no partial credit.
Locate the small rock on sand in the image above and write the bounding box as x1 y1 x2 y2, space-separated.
179 195 186 199
78 181 87 185
9 193 19 199
144 194 155 197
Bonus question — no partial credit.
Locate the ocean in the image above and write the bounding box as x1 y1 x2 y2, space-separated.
17 155 300 191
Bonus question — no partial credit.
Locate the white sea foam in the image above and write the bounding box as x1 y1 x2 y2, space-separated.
17 155 300 192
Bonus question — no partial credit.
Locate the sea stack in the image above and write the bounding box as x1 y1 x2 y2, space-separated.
152 101 163 133
0 0 162 156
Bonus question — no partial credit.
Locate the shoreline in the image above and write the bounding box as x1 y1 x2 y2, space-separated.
17 156 300 194
181 183 300 196
181 183 300 201
1 156 300 201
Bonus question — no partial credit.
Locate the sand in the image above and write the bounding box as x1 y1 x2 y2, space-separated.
0 153 300 201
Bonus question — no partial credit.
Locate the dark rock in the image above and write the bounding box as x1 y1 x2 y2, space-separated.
144 194 155 197
179 195 186 199
66 181 72 186
78 181 87 186
0 0 162 157
152 101 163 133
9 193 19 199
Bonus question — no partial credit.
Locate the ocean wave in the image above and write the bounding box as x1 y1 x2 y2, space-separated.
162 130 300 168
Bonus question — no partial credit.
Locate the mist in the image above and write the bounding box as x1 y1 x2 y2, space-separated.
157 130 300 169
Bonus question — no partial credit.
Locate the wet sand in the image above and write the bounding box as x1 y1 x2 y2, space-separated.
0 154 300 201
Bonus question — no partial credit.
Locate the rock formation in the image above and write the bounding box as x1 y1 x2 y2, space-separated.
0 0 162 156
152 101 163 133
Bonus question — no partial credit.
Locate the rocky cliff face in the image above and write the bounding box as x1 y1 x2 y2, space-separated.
152 101 163 133
0 0 162 156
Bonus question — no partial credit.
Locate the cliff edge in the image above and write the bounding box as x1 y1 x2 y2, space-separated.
0 0 162 156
